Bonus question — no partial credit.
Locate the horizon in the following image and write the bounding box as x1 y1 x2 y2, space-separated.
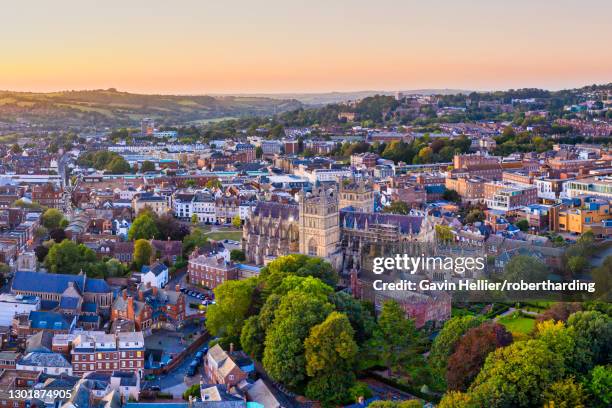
1 1 611 94
1 82 609 97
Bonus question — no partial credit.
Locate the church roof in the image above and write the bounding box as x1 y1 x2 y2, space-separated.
340 210 423 234
252 202 299 220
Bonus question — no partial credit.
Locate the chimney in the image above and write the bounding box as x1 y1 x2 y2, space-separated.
175 284 180 292
229 342 234 354
152 286 158 296
127 296 134 319
146 282 151 288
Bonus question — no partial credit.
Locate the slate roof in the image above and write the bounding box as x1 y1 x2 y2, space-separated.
12 271 110 295
82 302 98 313
19 351 72 368
59 297 80 310
142 262 168 277
340 209 423 234
252 201 299 220
29 311 73 331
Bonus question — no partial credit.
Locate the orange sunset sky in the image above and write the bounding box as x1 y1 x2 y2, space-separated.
1 0 611 94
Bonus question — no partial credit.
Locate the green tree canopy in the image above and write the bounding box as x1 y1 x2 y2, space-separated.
44 239 98 275
503 255 548 283
133 239 153 268
468 340 565 407
304 311 358 405
206 278 257 345
262 283 333 389
41 208 65 230
140 160 155 172
128 213 159 241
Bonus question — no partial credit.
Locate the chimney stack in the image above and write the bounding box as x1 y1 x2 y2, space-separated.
127 296 134 318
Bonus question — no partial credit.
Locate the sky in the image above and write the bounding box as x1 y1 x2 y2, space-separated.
1 0 611 94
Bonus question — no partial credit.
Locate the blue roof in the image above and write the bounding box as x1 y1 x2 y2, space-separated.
84 278 111 293
59 297 79 310
82 302 97 313
78 315 100 323
13 271 84 294
40 300 59 311
29 311 72 330
12 271 110 295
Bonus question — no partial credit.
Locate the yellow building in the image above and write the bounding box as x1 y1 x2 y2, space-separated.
557 200 610 234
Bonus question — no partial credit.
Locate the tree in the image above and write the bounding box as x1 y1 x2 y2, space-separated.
468 340 564 407
566 310 612 372
41 208 65 229
133 239 153 268
435 225 454 243
465 209 485 224
230 249 245 262
140 160 155 172
304 312 358 404
442 188 461 203
503 255 548 283
156 213 189 241
383 201 410 215
255 146 263 159
231 215 242 228
263 283 333 389
567 255 588 276
34 245 49 262
515 219 529 232
182 384 200 400
591 256 612 299
206 279 257 344
240 315 265 360
542 378 586 408
106 156 131 173
586 365 612 408
49 228 67 243
347 382 373 404
446 322 513 391
205 178 222 189
377 300 418 375
128 213 159 240
182 228 208 256
536 302 582 323
438 391 473 408
429 316 483 377
190 214 199 225
44 240 98 275
259 254 338 294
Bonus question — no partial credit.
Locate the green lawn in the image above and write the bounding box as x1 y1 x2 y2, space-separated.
205 231 242 242
498 314 536 335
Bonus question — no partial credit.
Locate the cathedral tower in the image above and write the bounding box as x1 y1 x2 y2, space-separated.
299 185 340 259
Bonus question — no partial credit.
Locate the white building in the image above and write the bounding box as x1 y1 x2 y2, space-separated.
140 262 169 288
0 294 40 326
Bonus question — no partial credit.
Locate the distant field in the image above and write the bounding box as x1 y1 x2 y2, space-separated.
205 231 242 242
499 314 536 335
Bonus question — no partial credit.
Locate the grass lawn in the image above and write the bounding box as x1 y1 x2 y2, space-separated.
499 314 536 335
205 231 242 242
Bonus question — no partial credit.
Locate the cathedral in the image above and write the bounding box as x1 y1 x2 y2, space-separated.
242 183 437 272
